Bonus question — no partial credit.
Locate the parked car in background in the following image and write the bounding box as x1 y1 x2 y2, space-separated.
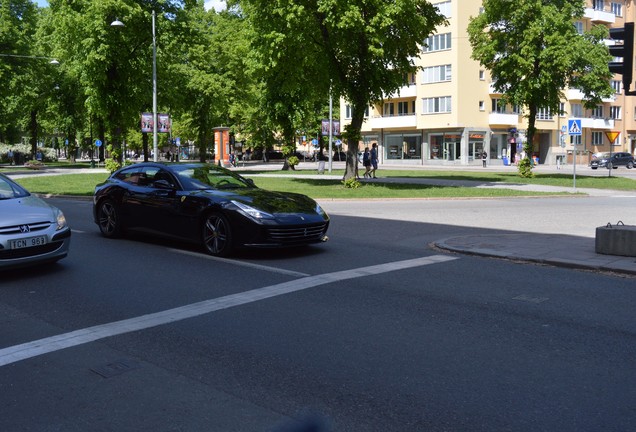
589 152 634 169
0 173 71 270
93 162 330 257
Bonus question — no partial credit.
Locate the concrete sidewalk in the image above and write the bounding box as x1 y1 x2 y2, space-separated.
434 233 636 277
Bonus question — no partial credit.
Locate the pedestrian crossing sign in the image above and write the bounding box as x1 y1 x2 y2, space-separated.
568 119 582 135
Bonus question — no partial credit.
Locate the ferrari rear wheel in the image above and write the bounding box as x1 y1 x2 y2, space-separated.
97 199 123 238
202 212 233 257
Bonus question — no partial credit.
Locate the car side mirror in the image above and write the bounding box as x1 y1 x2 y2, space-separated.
245 178 256 187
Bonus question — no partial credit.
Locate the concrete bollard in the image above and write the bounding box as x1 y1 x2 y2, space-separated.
595 221 636 256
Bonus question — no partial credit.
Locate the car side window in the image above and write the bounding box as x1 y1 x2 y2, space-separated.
141 168 176 188
114 167 144 186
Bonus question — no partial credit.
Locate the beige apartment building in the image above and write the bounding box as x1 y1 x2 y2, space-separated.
339 0 636 167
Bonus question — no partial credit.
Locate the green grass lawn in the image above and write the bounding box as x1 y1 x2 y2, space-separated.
7 162 636 198
13 172 571 199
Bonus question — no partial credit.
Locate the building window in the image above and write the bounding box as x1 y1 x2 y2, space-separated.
571 103 583 117
559 102 566 117
383 102 395 116
479 101 485 111
423 33 452 52
611 2 623 16
536 107 552 120
423 96 452 113
491 98 505 113
479 70 485 80
610 106 621 119
611 80 622 94
594 0 604 11
422 64 452 83
434 1 451 18
574 21 584 34
570 135 582 146
345 104 369 119
591 105 604 118
512 105 522 114
592 131 604 145
397 101 413 115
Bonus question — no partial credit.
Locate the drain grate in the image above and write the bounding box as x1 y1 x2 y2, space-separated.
90 358 140 378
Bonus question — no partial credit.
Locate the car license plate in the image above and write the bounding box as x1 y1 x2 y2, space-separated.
10 236 48 249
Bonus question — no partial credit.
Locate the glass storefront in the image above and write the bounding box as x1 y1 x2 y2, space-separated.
468 132 486 161
385 134 422 160
429 133 461 161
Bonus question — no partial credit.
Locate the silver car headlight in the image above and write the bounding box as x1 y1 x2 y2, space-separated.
231 200 274 220
55 209 68 231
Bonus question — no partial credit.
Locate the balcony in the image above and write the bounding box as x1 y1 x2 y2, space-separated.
584 8 615 24
367 114 417 129
489 112 520 125
567 88 616 103
384 84 417 99
578 117 615 129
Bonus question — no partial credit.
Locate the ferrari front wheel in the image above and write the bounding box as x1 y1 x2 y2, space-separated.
202 212 233 257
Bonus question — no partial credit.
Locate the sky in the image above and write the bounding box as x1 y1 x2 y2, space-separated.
33 1 227 12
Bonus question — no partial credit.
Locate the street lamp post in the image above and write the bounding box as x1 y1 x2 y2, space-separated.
111 10 158 162
151 10 157 162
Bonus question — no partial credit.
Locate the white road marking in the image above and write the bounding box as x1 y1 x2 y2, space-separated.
0 255 457 367
169 248 310 277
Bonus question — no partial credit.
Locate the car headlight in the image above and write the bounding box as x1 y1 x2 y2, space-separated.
231 200 274 220
315 203 327 217
55 209 68 230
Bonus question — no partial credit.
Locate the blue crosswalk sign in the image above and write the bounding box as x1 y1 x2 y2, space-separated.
568 119 582 136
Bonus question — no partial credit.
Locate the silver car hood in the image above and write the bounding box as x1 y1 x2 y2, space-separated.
0 195 56 226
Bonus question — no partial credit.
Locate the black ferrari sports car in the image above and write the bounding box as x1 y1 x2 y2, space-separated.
93 162 329 256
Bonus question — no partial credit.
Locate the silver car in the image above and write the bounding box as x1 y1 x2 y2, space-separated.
0 173 71 269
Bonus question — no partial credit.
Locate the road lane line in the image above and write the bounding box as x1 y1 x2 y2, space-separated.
168 248 311 277
0 254 457 367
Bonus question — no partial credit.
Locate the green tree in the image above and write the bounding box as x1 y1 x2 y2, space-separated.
468 0 614 177
239 0 446 179
0 0 44 147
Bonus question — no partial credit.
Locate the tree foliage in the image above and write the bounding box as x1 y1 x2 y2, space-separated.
468 0 614 177
240 0 446 178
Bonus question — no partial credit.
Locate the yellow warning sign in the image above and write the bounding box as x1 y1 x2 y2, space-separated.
605 131 620 143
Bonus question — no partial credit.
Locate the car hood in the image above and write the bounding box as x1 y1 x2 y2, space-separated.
199 188 321 215
0 195 57 226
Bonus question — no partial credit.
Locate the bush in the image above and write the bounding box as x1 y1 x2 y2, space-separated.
518 158 534 178
342 177 361 189
287 155 299 167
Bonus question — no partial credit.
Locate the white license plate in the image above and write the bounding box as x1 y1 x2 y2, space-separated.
10 236 48 249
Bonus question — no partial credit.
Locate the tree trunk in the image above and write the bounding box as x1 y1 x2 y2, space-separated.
343 101 366 180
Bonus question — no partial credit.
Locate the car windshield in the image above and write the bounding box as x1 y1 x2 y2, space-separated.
0 175 29 200
173 165 254 190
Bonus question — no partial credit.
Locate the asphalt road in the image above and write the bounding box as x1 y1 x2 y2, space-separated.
1 196 635 431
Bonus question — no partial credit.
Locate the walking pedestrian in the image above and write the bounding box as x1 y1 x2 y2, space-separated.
362 147 371 178
482 150 487 167
370 143 379 178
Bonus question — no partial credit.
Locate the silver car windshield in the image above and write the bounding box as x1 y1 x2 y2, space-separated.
0 176 29 200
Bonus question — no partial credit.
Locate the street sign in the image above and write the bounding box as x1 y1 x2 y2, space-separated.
175 137 181 147
605 131 620 144
568 119 582 136
95 139 102 147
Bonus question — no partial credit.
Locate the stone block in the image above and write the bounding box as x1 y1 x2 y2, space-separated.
595 224 636 257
